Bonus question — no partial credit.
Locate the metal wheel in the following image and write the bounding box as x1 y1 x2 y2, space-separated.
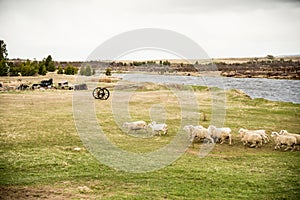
99 88 110 100
93 87 102 99
93 87 110 100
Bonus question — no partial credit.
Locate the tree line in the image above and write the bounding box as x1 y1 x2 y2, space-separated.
0 40 78 76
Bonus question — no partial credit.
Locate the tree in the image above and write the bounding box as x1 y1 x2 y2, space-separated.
79 66 85 75
38 61 47 75
20 60 38 76
0 40 9 76
105 68 111 76
0 40 8 60
64 65 78 75
45 55 56 72
0 59 9 76
266 55 274 60
79 65 91 76
266 55 275 63
57 66 64 74
85 65 92 76
163 60 170 66
8 61 20 76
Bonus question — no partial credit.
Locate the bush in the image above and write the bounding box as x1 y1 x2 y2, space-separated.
79 65 93 76
64 65 78 75
0 59 9 76
105 68 111 76
57 66 64 74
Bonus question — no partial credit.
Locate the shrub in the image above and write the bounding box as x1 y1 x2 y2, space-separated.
105 68 112 76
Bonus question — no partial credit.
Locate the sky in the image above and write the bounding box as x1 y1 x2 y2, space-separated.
0 0 300 61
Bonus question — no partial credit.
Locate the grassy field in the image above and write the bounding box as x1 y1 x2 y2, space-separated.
0 76 300 199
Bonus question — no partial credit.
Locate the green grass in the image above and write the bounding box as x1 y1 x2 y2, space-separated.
0 84 300 199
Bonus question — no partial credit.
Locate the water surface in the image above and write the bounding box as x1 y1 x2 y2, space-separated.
115 73 300 104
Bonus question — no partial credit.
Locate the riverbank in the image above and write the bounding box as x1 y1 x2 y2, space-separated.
115 73 300 104
1 72 299 104
103 56 300 80
217 62 300 80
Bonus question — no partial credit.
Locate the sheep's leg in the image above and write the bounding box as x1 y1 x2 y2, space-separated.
151 130 156 136
250 143 256 148
229 136 232 145
263 138 268 144
290 145 296 152
155 130 161 136
284 145 291 151
265 136 270 143
147 129 153 137
220 138 224 144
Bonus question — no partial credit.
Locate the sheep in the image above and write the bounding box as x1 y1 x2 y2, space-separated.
208 125 232 145
148 121 168 136
240 132 263 148
271 132 296 151
238 128 269 143
183 125 204 138
183 125 214 147
183 125 195 138
278 130 300 150
122 120 147 133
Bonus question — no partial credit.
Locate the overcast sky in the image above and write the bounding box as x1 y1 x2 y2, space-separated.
0 0 299 61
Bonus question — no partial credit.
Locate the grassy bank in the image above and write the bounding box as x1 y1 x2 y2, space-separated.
0 81 299 199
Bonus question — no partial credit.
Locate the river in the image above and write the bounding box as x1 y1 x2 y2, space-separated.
114 73 300 104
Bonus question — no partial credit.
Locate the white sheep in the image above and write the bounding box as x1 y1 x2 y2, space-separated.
184 125 214 147
271 132 296 151
240 132 263 148
148 121 168 136
279 130 300 150
123 120 147 133
238 128 269 144
208 125 232 145
183 125 194 138
183 125 203 138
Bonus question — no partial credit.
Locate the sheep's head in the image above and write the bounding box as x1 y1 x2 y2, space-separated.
238 129 247 137
208 125 216 132
271 132 278 137
279 130 288 135
183 125 190 132
150 121 156 126
238 128 247 134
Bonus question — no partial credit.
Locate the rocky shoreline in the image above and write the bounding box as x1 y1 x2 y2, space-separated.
215 59 300 80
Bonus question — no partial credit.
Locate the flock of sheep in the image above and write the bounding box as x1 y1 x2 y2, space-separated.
122 121 300 152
